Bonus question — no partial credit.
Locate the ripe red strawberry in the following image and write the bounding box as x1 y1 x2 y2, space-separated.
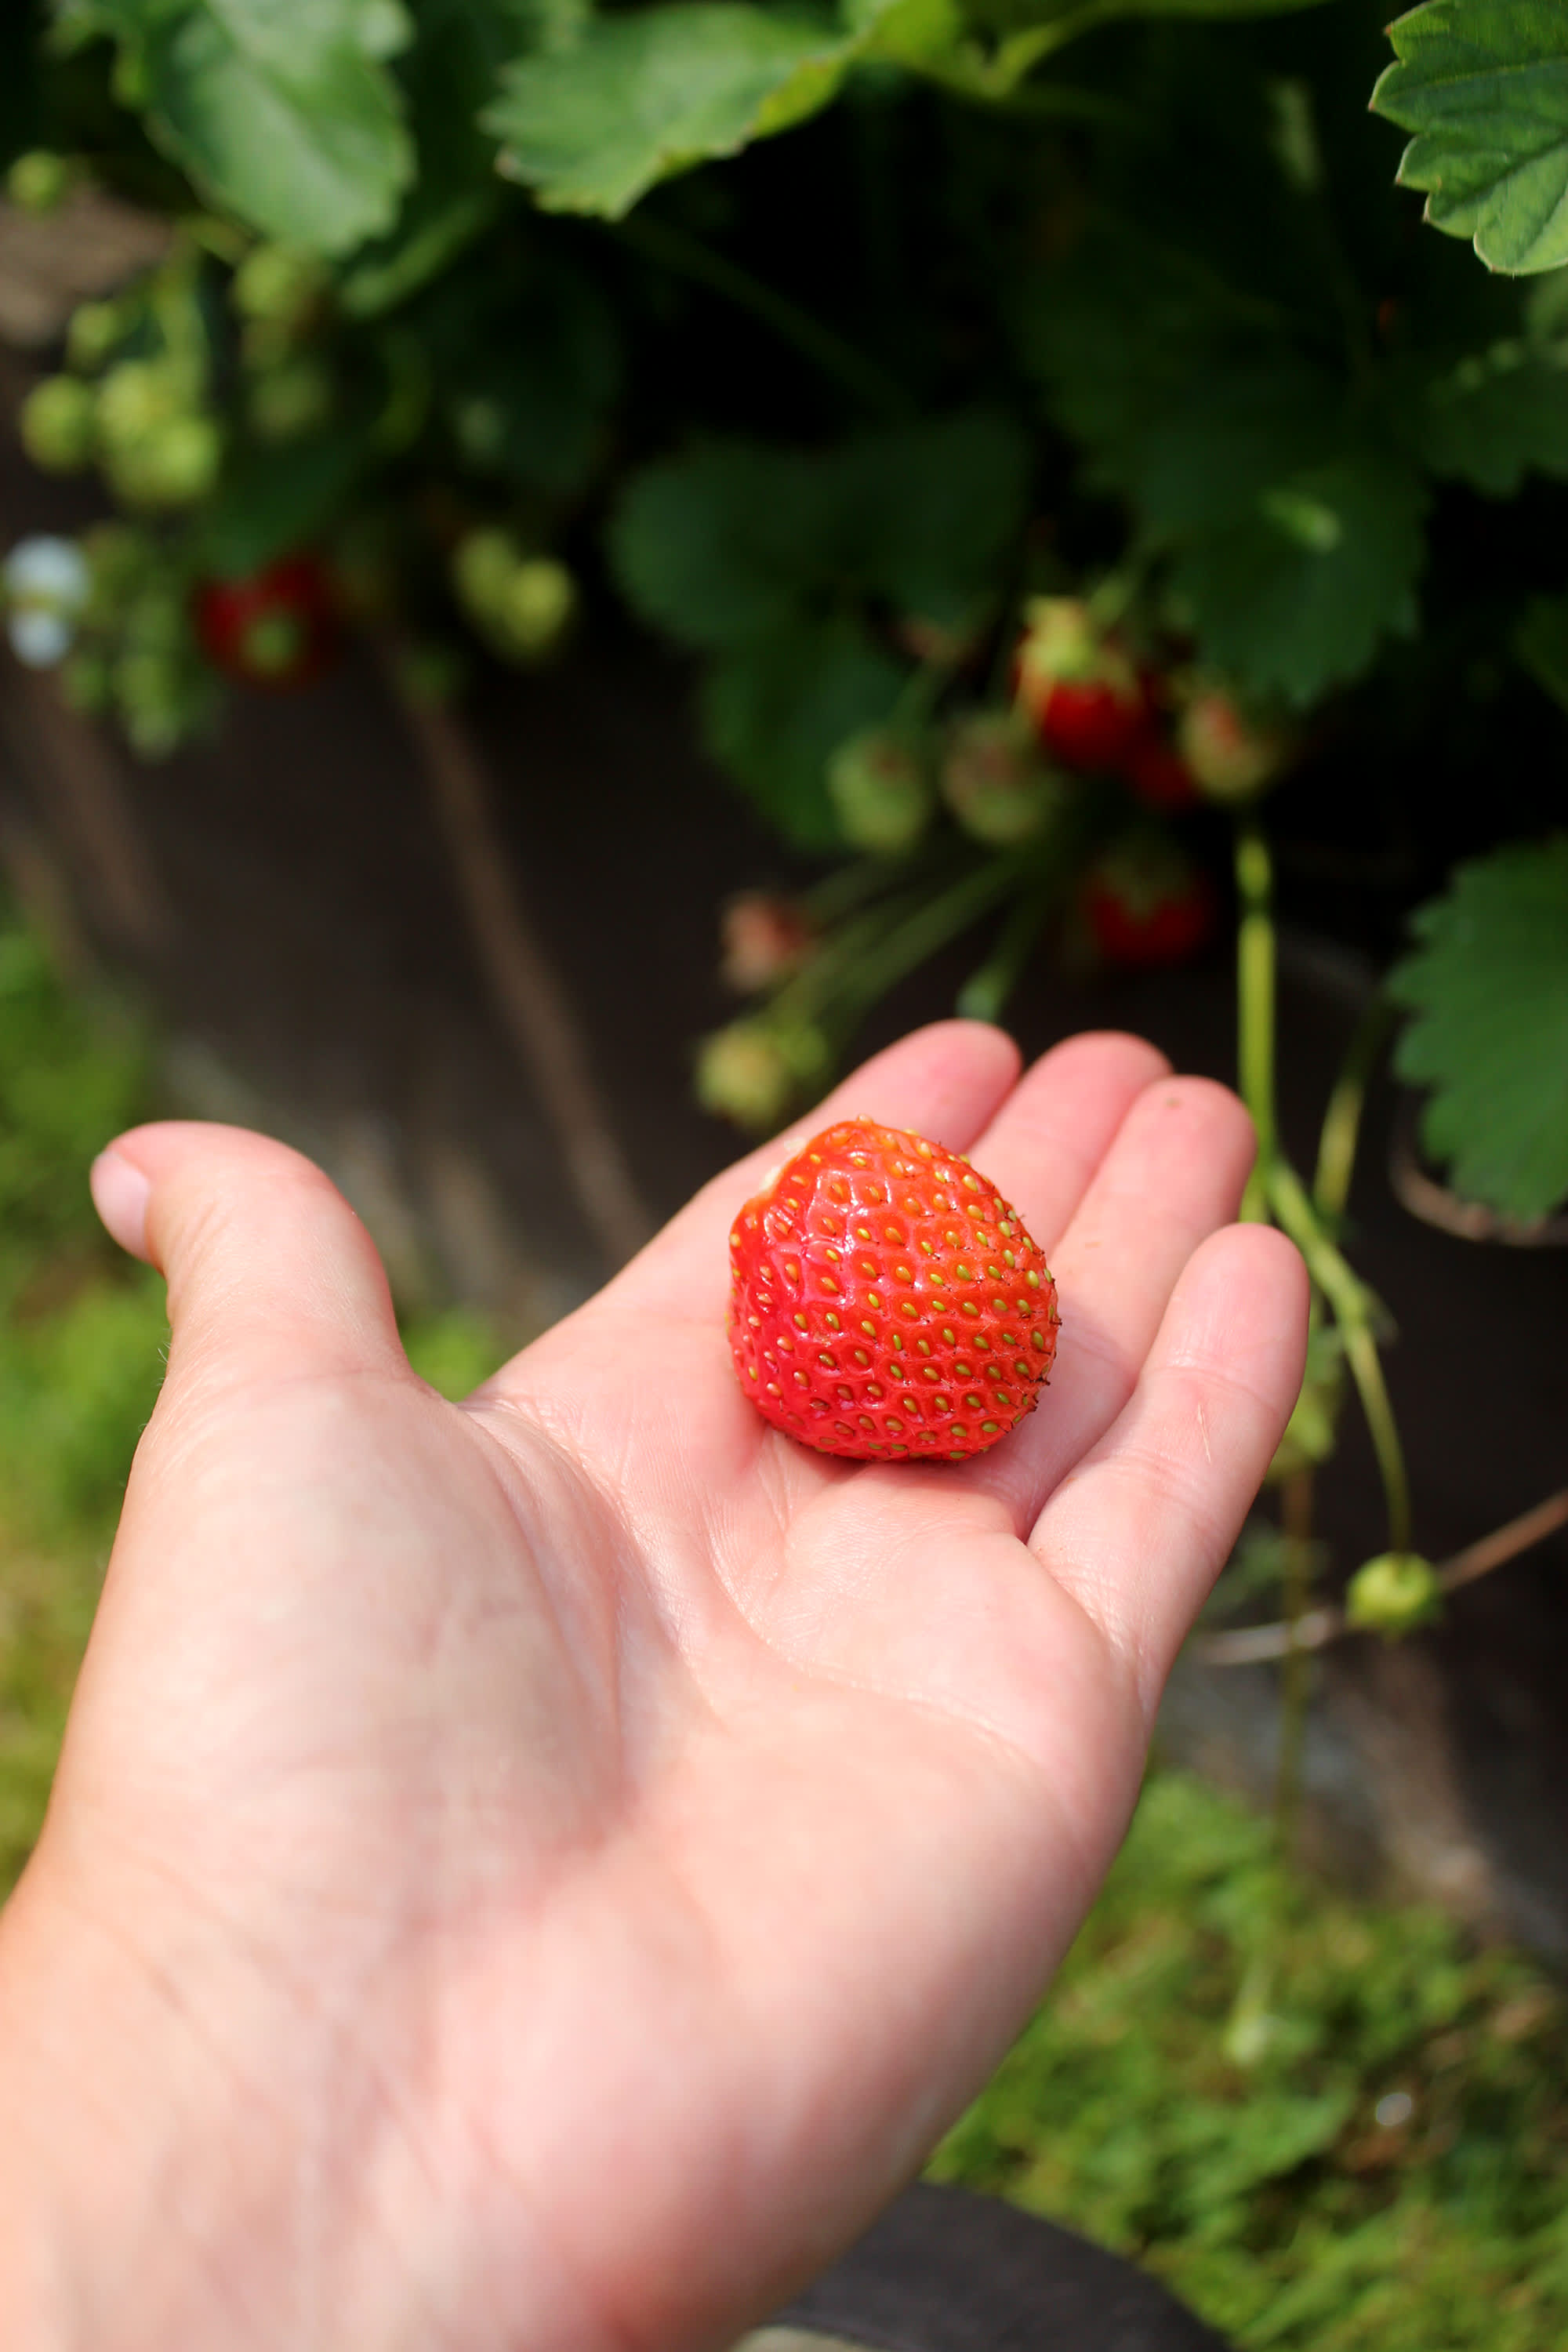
1123 724 1199 813
1013 597 1149 773
1083 845 1217 969
728 1116 1059 1461
194 554 337 688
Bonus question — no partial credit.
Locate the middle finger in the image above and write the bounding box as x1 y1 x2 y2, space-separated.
961 1070 1259 1528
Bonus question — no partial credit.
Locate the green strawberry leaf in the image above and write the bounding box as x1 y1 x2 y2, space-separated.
485 2 854 218
702 619 906 850
94 0 416 254
1171 440 1429 706
1414 338 1568 493
338 0 527 315
608 411 1030 647
1515 590 1568 710
608 441 829 646
1372 2 1568 275
1389 837 1568 1222
192 427 371 577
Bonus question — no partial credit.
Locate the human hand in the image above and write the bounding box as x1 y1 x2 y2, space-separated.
0 1023 1305 2351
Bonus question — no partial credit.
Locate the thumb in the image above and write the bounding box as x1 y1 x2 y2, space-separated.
91 1122 406 1389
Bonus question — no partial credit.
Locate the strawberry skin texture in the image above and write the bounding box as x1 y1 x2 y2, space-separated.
728 1117 1059 1461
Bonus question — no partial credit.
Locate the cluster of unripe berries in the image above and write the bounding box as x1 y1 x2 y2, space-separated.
695 597 1296 1129
826 596 1289 863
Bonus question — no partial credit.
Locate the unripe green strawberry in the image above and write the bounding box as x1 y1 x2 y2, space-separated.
96 358 190 454
67 298 127 376
114 648 193 760
826 727 932 854
20 375 97 473
6 151 74 216
728 1116 1059 1460
231 242 328 330
451 526 517 624
1266 1324 1344 1483
82 522 151 620
246 355 333 443
696 1018 829 1131
106 413 222 510
1177 687 1289 802
719 891 817 993
1345 1552 1442 1639
940 710 1065 846
498 557 576 663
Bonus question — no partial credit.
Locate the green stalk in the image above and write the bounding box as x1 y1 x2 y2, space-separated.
956 878 1054 1025
827 858 1022 1033
1312 995 1393 1222
1267 1158 1412 1559
1235 821 1276 1222
615 214 913 420
1273 1467 1315 1861
801 855 914 932
771 885 939 1023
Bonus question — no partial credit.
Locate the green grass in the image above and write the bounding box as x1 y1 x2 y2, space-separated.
2 904 1566 2344
931 1772 1568 2349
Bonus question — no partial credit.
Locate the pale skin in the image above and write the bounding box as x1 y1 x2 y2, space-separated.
0 1022 1307 2352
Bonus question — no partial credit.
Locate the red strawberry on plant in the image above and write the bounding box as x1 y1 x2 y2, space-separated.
194 554 338 688
1177 686 1288 802
1013 597 1149 773
728 1116 1059 1461
1083 840 1217 968
1123 724 1199 813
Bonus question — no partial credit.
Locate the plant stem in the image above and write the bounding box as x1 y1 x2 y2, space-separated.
956 878 1053 1024
1235 820 1276 1221
1313 994 1393 1222
1267 1158 1413 1559
1273 1466 1316 1862
829 856 1023 1032
615 214 913 419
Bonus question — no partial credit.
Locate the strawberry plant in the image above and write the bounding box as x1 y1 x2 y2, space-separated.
5 2 1568 2328
2 0 1563 1653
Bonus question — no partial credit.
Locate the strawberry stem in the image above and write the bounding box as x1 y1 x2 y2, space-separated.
1312 993 1394 1222
1232 814 1415 1631
1267 1157 1413 1561
956 874 1058 1024
1235 820 1276 1218
614 213 913 421
1274 1465 1316 1860
842 859 1021 1014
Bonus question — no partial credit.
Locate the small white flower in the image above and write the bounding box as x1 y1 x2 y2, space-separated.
3 535 92 668
8 610 74 668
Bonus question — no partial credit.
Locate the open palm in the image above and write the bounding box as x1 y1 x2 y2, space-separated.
4 1022 1305 2352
